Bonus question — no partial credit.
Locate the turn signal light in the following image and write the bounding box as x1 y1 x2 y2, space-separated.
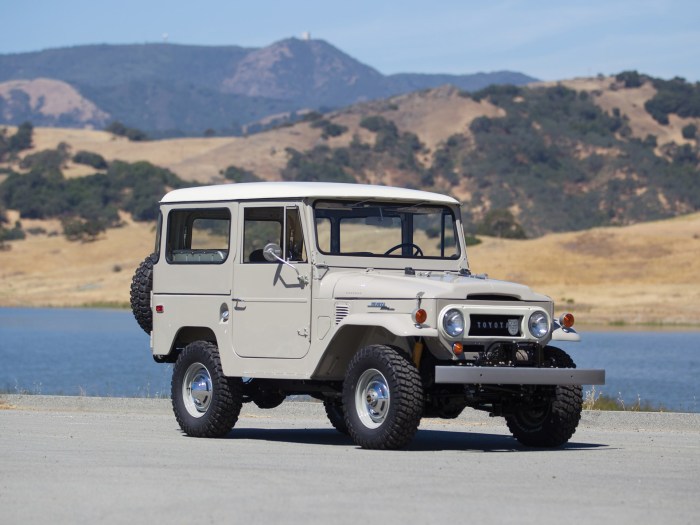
155 305 164 314
452 342 463 355
559 312 575 328
412 308 427 324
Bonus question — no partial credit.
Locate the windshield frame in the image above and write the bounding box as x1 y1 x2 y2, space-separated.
312 199 463 263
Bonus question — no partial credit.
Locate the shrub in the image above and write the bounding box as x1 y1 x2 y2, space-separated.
20 144 70 171
476 209 527 239
0 221 25 242
61 216 105 242
682 124 697 140
222 165 260 183
105 121 149 142
73 150 108 169
0 122 34 161
615 70 644 88
311 119 348 139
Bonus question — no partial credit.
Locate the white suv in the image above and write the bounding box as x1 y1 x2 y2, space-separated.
131 182 604 449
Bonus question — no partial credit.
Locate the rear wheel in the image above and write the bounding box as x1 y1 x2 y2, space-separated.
505 346 583 447
342 345 424 450
172 341 242 438
323 399 348 435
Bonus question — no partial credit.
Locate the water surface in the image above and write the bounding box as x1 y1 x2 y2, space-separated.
1 308 698 412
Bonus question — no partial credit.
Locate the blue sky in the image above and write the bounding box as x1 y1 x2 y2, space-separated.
1 0 698 81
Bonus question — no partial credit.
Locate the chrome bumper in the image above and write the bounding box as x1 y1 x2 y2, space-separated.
435 366 605 385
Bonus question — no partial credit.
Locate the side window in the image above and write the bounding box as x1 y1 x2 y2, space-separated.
243 206 306 263
166 208 231 264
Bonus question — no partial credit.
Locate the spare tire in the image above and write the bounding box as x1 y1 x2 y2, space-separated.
130 253 157 333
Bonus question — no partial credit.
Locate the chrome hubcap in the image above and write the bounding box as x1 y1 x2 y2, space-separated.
355 368 390 429
183 362 212 418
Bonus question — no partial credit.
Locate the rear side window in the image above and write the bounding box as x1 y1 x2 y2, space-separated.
166 208 231 264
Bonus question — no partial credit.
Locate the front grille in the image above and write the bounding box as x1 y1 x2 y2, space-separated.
469 315 522 337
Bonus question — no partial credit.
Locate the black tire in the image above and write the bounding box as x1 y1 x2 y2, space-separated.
323 399 349 435
342 345 424 450
171 341 242 438
130 253 156 334
505 346 583 447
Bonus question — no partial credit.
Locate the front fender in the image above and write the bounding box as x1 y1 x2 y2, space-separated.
338 313 438 338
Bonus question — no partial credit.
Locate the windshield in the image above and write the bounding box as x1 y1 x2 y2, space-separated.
314 200 461 259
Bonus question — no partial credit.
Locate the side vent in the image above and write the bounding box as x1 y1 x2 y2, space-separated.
335 304 350 325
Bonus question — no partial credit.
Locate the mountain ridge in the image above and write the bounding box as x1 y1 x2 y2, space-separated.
0 38 537 135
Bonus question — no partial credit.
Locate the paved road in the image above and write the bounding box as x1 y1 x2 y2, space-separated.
1 395 698 524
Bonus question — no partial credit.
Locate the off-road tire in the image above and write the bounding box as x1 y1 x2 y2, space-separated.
130 253 156 333
171 341 242 438
505 346 583 447
342 345 424 450
323 399 348 435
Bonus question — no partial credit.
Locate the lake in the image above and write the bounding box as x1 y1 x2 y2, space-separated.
0 308 698 412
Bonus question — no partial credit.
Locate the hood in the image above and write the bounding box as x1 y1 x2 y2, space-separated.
331 271 550 302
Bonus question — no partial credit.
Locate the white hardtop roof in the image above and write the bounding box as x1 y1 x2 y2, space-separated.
161 181 459 205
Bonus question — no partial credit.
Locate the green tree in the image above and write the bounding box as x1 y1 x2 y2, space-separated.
9 122 33 152
682 124 697 140
73 150 108 169
615 71 644 88
476 209 527 239
106 121 149 142
221 165 260 183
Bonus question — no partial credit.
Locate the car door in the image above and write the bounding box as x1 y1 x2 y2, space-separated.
231 203 312 359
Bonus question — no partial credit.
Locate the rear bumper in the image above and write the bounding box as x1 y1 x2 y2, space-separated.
435 366 605 385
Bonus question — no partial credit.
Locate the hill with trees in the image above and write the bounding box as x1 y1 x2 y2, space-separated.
0 72 698 243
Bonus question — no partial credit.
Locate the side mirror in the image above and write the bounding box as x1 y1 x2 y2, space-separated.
263 242 283 262
263 243 309 286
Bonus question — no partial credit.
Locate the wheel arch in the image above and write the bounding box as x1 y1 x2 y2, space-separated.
155 326 219 363
311 323 414 380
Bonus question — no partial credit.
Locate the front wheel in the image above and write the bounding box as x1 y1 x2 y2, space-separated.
171 341 242 437
342 345 424 449
505 346 583 447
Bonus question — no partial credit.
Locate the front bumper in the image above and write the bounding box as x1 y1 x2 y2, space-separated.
435 366 605 386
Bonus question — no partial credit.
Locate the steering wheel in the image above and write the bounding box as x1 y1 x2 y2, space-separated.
384 243 424 257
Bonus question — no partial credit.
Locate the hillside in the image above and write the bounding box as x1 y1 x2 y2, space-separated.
0 39 536 136
3 73 698 237
1 209 698 326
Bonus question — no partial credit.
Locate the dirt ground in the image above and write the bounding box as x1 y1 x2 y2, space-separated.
2 211 698 326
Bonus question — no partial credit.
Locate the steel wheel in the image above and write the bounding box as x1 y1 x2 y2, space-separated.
171 341 242 438
182 362 213 418
343 345 424 449
355 368 391 429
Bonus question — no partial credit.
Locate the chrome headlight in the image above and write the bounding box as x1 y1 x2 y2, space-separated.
442 309 465 337
528 311 550 338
